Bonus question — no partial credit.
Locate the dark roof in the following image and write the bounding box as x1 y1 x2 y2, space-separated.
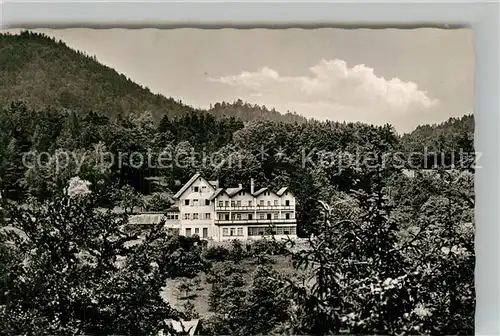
165 206 180 212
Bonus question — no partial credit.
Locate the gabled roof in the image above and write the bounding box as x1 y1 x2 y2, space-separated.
225 187 243 197
276 187 288 196
253 187 268 197
208 188 224 201
128 213 166 225
173 173 201 199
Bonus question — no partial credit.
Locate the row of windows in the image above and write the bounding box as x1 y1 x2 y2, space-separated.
184 213 211 220
185 227 209 238
218 212 294 220
248 226 296 236
217 199 291 207
166 214 179 220
184 199 211 206
191 185 209 193
222 227 244 237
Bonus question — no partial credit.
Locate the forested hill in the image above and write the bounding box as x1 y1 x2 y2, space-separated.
0 31 306 123
401 114 474 153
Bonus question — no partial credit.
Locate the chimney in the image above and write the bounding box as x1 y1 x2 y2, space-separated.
250 178 255 194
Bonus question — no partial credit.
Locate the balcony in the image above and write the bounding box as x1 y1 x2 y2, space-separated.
214 218 296 225
215 205 294 211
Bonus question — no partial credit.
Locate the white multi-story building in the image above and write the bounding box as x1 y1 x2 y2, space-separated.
152 173 298 241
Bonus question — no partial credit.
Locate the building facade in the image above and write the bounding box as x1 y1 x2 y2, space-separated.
154 173 298 241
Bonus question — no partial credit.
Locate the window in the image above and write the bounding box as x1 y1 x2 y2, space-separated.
274 200 278 206
195 228 199 235
236 200 241 206
231 201 235 207
225 201 229 207
248 200 252 206
205 213 211 219
259 213 265 220
193 199 199 206
285 200 290 206
237 228 243 236
236 213 241 220
193 186 199 192
267 201 271 206
248 227 265 236
172 228 180 235
205 199 210 206
185 199 190 206
185 228 192 237
184 213 190 220
273 213 279 219
203 228 208 238
285 213 290 220
219 214 225 220
223 228 229 236
193 213 199 220
259 200 264 206
167 213 179 220
202 186 207 192
230 228 236 236
224 214 229 220
218 201 223 207
248 214 253 220
267 214 272 220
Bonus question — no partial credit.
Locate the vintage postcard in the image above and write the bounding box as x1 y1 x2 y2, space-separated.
0 28 474 335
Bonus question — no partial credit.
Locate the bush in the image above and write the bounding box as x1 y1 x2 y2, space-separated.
251 239 288 256
206 261 245 284
228 239 248 263
253 252 275 265
203 245 230 262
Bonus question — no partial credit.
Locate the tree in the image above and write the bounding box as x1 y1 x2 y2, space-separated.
0 188 207 334
117 184 143 213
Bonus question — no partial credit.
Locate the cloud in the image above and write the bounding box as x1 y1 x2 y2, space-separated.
208 59 438 122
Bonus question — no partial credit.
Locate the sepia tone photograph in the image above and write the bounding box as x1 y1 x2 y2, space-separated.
0 28 474 335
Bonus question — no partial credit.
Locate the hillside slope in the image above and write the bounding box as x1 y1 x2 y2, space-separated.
0 31 306 123
401 114 474 152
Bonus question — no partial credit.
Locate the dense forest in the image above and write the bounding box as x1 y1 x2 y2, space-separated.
0 30 475 335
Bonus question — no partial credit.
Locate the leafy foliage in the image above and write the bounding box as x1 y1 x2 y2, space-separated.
0 191 207 335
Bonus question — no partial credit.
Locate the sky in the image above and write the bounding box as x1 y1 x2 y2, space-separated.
5 28 474 133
